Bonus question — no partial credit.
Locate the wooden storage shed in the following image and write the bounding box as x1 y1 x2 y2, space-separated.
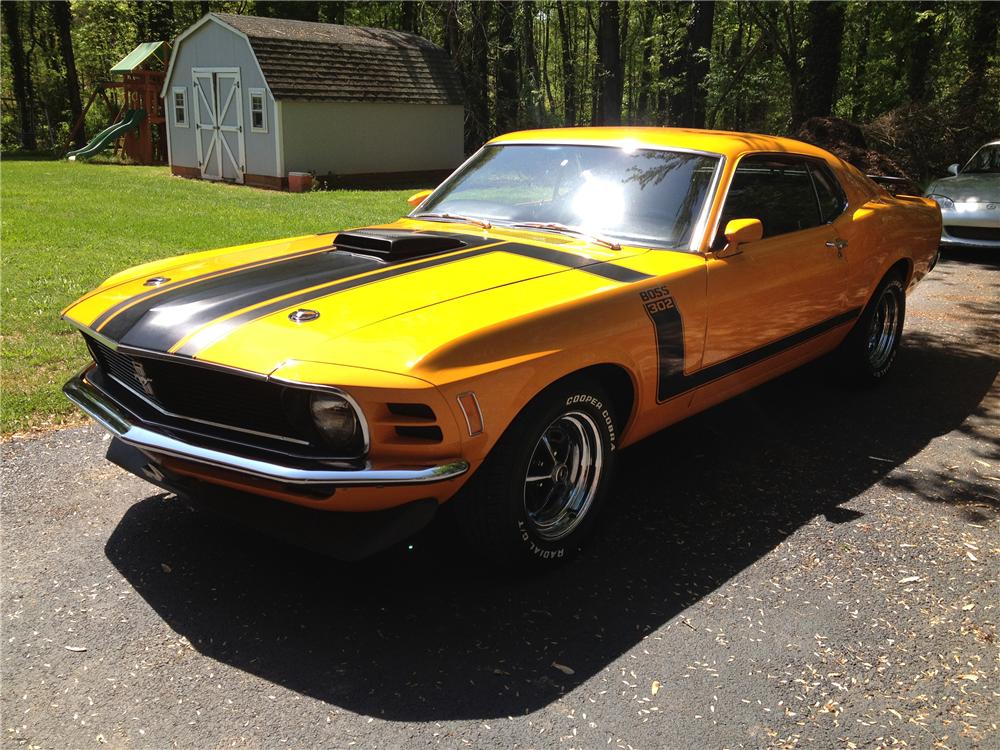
161 13 465 189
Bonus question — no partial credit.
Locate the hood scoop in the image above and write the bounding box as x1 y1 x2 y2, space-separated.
333 229 466 262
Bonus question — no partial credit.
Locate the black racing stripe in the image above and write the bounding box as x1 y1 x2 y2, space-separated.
172 244 503 357
96 229 472 334
583 263 654 283
92 246 332 331
502 244 653 282
111 232 501 354
112 251 385 351
173 241 652 358
654 307 863 403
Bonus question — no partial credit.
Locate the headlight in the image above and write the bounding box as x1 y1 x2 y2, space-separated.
310 393 361 448
927 194 954 210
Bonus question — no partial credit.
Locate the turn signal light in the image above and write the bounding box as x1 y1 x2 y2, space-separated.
457 392 484 436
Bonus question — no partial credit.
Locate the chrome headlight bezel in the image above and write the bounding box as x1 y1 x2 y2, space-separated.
308 391 366 454
270 376 371 457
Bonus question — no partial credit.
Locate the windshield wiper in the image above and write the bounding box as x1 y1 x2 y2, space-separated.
412 212 492 229
512 222 622 251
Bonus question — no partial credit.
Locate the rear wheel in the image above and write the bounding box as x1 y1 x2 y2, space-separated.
837 273 906 384
454 379 618 569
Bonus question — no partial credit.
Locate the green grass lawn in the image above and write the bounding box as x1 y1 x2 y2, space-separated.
1 160 411 435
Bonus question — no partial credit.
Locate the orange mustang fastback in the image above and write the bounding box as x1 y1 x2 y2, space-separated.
62 128 941 568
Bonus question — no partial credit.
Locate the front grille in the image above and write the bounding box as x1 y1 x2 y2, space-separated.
84 334 331 450
945 225 1000 242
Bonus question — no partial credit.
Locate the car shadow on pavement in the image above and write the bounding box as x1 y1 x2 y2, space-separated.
104 328 998 722
939 246 1000 267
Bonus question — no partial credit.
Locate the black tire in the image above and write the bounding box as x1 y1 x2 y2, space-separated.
453 378 619 570
836 272 906 385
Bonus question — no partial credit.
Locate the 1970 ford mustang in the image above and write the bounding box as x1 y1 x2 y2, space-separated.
62 127 941 567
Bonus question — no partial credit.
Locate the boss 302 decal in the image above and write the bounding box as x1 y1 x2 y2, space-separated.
642 284 864 403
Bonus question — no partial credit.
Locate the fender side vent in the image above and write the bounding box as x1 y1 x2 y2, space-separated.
333 229 466 261
387 402 436 421
394 426 443 442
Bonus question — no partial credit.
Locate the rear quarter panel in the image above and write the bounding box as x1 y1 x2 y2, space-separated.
835 161 941 310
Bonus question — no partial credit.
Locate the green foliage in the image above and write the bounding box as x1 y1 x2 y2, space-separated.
3 1 998 162
0 160 410 434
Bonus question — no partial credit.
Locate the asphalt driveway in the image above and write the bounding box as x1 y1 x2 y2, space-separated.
3 250 998 749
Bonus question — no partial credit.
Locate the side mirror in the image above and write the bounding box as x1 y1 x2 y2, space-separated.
407 189 433 208
947 163 960 176
717 218 763 258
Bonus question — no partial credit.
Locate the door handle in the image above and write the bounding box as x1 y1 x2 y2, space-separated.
825 238 848 250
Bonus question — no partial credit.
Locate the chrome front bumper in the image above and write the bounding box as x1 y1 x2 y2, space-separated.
64 368 470 487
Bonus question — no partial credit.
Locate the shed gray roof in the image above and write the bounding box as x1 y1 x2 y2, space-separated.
212 13 463 105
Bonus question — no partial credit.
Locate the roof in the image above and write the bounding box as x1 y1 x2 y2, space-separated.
489 127 838 161
210 13 463 105
111 42 169 74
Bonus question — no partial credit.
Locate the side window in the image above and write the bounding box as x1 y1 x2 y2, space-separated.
249 89 267 133
809 163 847 223
172 87 187 128
716 155 822 245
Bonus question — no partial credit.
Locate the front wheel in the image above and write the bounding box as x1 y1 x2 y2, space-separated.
454 379 619 569
836 273 906 384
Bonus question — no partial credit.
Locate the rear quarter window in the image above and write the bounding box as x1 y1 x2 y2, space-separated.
808 162 848 223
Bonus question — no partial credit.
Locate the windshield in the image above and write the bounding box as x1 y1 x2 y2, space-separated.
962 144 1000 174
416 144 721 250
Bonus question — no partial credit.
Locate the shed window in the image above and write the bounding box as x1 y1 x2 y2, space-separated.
172 87 188 128
249 88 267 133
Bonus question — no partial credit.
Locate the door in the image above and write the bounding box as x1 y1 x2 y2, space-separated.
192 68 245 183
698 154 851 400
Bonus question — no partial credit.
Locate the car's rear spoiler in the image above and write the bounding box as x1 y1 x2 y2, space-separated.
867 174 922 197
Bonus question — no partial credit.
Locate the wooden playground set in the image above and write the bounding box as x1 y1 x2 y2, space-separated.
66 42 169 164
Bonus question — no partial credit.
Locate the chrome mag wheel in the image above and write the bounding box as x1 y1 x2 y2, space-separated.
866 286 901 370
522 410 604 541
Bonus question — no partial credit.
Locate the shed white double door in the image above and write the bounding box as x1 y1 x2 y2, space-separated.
192 68 245 183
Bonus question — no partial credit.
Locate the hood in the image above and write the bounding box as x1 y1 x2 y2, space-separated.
926 173 1000 202
64 221 649 374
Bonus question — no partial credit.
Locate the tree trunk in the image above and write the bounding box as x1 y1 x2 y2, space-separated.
200 1 210 17
636 3 656 123
906 2 935 102
541 6 556 114
467 0 492 147
660 3 686 125
50 0 85 149
750 3 805 129
684 0 715 128
139 1 175 40
586 1 597 124
962 1 1000 106
495 1 519 132
442 0 458 55
521 1 542 126
400 0 417 34
799 0 844 124
850 10 869 121
724 7 744 129
256 2 318 22
319 2 346 25
595 0 622 125
556 2 576 125
1 2 37 150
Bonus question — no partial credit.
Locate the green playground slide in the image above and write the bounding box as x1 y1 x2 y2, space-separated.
67 108 146 160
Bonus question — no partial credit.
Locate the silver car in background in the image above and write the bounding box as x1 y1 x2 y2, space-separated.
925 141 1000 249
